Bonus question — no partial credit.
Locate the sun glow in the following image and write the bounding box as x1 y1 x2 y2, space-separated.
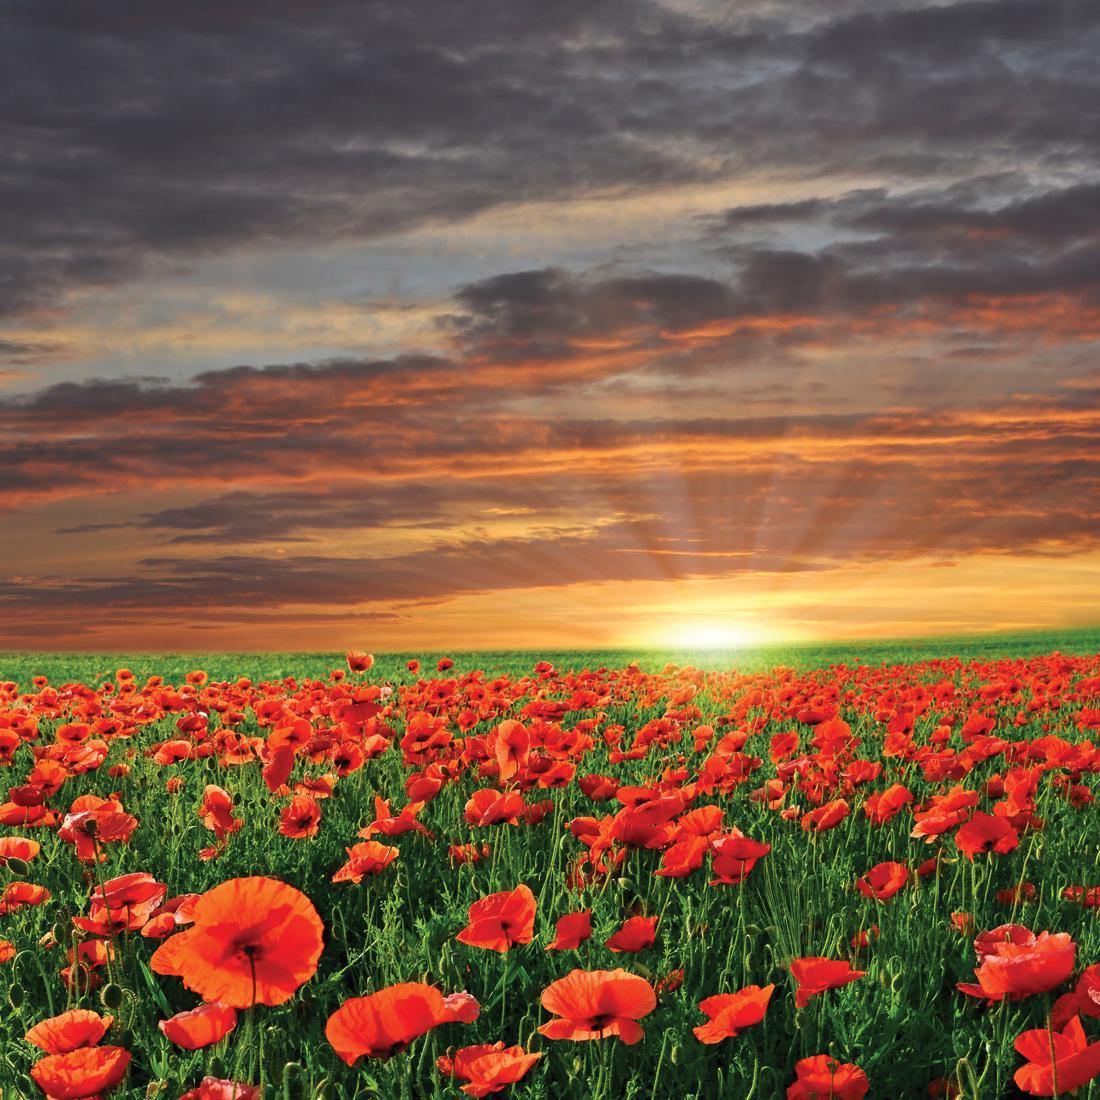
665 621 768 650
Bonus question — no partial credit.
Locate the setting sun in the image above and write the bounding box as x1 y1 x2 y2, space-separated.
663 621 769 651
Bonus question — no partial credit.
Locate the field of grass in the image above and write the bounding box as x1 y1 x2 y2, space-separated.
2 627 1100 1098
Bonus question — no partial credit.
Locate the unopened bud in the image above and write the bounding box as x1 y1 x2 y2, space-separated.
100 982 124 1010
9 983 24 1009
4 857 29 876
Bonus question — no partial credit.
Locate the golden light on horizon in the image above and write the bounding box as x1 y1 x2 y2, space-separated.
659 620 772 651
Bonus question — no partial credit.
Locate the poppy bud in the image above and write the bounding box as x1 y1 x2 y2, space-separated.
4 857 28 876
314 1082 334 1100
573 1058 583 1075
8 983 24 1009
101 982 124 1009
281 1062 303 1097
670 1044 680 1065
208 1057 226 1079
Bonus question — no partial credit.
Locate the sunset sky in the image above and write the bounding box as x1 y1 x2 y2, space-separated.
2 0 1099 651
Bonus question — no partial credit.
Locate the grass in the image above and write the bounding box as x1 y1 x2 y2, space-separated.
1 626 1099 1098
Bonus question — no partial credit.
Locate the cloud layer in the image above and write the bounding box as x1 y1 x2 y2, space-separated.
1 0 1098 648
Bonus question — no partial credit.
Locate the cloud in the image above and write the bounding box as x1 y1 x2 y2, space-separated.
3 0 1098 317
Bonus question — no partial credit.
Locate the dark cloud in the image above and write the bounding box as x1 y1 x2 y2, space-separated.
3 0 1099 315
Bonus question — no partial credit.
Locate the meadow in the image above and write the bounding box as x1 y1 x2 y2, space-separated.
2 628 1100 1099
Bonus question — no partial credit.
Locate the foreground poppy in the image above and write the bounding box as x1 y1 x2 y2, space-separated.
790 957 866 1008
326 982 450 1064
150 876 323 1007
787 1055 869 1099
456 885 537 952
539 969 656 1045
30 1045 131 1099
693 984 773 1043
1014 1016 1100 1096
437 1042 542 1097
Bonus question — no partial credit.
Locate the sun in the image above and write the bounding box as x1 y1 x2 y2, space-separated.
666 621 766 650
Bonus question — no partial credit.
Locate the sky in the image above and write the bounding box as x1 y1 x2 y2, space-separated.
2 0 1099 652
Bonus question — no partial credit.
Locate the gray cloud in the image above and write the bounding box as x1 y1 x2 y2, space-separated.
3 0 1099 316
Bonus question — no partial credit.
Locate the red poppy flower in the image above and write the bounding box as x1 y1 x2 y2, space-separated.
30 1045 131 1099
855 861 909 902
332 841 399 883
456 885 537 952
159 1002 238 1049
464 789 524 827
0 836 41 865
0 938 14 963
326 982 450 1064
863 783 913 825
605 915 657 954
493 719 530 781
958 929 1075 1002
538 968 656 1045
790 957 866 1008
801 799 850 832
441 990 482 1024
278 795 321 839
150 876 323 1007
547 910 592 951
1014 1015 1100 1096
954 811 1019 860
709 833 770 885
437 1042 542 1097
0 881 51 914
346 651 375 673
787 1055 869 1099
693 984 773 1043
198 786 242 841
25 1010 114 1054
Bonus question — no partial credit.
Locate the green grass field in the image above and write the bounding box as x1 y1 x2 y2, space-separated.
2 627 1100 1098
6 625 1100 684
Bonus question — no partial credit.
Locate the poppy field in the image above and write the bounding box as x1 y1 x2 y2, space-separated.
3 637 1100 1099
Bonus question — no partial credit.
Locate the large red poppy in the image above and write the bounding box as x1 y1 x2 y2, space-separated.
150 876 323 1007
